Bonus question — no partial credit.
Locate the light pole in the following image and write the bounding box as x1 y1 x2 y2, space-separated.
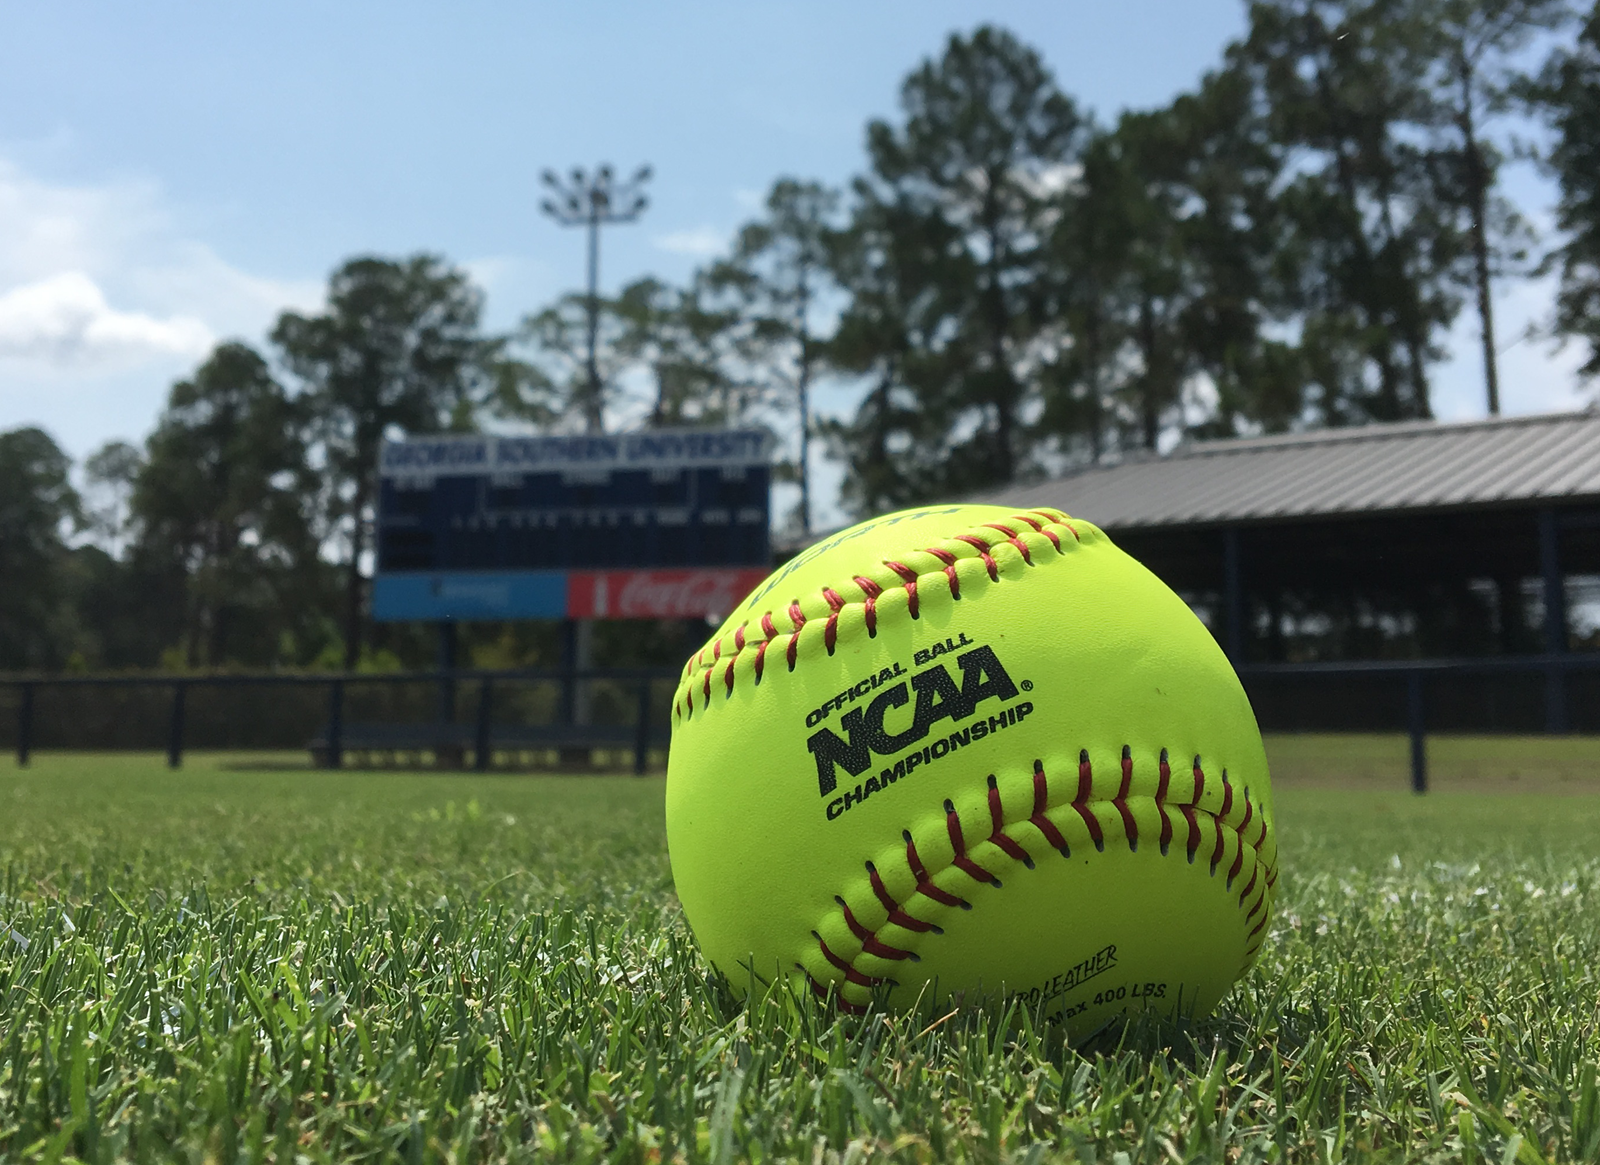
540 165 651 756
539 164 652 433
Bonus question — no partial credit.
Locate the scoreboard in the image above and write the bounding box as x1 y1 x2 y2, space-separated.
372 428 773 621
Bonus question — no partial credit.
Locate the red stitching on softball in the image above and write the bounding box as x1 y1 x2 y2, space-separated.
1236 865 1259 906
904 829 971 910
953 534 999 581
1030 760 1071 857
1180 805 1202 862
804 971 866 1014
815 934 881 987
854 576 882 638
723 658 736 697
677 510 1082 721
1114 745 1139 852
865 862 940 937
837 896 917 959
1073 749 1105 851
752 638 769 684
1156 749 1174 854
883 561 920 619
1034 510 1080 541
923 547 961 598
817 749 1277 1010
786 634 800 672
986 775 1033 866
1226 836 1245 888
821 588 845 653
981 523 1034 565
945 799 1001 886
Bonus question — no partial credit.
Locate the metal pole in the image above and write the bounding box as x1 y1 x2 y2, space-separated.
16 683 34 767
167 683 187 770
475 678 493 772
326 679 345 770
559 618 578 728
634 677 652 776
1539 508 1568 733
585 209 601 429
1407 671 1427 794
1223 527 1244 661
437 621 461 767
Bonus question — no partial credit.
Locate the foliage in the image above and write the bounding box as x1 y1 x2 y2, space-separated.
0 427 82 670
706 179 842 534
848 27 1086 498
272 255 495 667
1539 1 1600 381
0 752 1596 1161
9 10 1598 673
1417 0 1570 415
132 342 320 667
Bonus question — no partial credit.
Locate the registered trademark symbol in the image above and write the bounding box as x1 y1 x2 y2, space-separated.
1020 679 1033 691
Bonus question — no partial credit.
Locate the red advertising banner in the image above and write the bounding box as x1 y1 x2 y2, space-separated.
566 568 770 619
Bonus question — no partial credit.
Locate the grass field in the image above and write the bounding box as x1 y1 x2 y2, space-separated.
1 739 1597 1163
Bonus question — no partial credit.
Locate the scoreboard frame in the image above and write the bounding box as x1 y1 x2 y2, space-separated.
371 427 774 622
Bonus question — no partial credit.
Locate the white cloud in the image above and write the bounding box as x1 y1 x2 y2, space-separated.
0 154 323 451
0 271 212 364
654 226 728 257
0 157 320 365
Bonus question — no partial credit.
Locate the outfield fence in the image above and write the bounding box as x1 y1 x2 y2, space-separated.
1235 653 1600 792
1 655 1596 790
0 667 680 775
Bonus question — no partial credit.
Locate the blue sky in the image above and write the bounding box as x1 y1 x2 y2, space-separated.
0 0 1587 525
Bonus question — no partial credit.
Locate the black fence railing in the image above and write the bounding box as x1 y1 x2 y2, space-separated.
0 667 681 775
3 655 1595 791
1236 653 1600 792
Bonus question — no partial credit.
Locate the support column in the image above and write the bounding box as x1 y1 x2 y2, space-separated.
558 617 595 769
1539 508 1568 733
16 683 34 768
1407 671 1427 794
437 620 463 768
167 683 186 769
1222 527 1244 662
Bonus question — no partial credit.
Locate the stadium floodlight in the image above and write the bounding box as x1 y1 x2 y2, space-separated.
539 164 653 433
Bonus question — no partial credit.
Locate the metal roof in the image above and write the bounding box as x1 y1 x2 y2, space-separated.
968 408 1600 530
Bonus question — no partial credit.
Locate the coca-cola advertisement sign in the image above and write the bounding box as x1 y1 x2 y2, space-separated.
567 569 770 619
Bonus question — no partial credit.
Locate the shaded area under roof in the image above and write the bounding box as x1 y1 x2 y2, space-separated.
968 408 1600 530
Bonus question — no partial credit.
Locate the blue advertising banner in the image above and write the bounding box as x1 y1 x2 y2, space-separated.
371 571 569 621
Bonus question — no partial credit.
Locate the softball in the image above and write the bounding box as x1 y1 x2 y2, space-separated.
666 505 1277 1036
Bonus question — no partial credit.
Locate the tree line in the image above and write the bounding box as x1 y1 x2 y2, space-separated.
7 0 1600 674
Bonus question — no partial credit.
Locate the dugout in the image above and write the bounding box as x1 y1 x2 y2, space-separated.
968 409 1600 735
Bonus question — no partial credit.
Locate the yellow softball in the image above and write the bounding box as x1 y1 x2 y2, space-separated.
666 504 1277 1037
